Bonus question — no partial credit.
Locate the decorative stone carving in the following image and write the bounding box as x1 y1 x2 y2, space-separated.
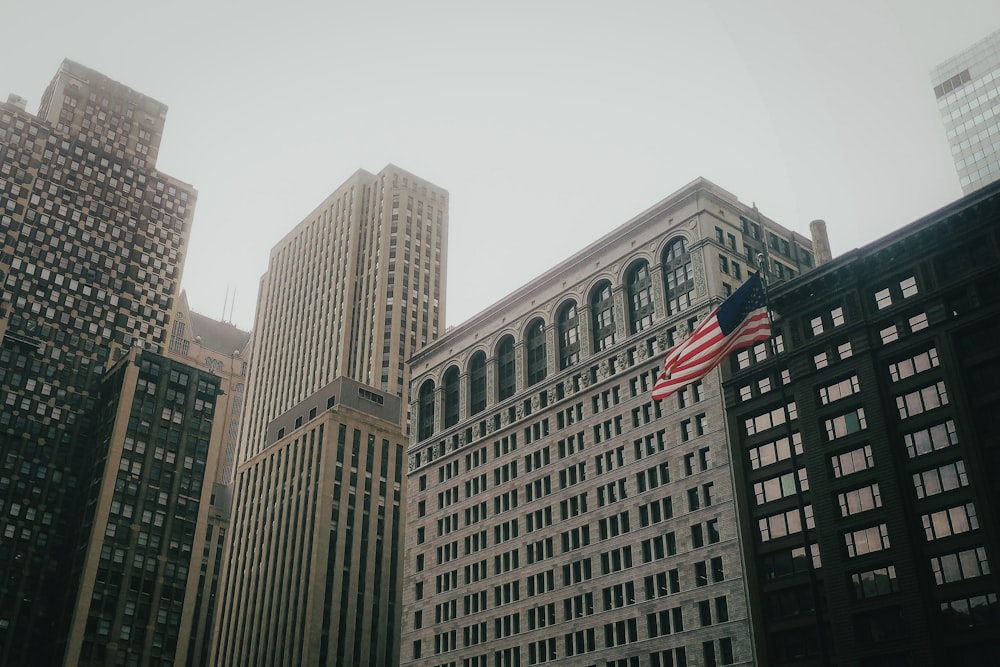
563 379 575 395
579 373 591 389
532 395 540 411
616 351 628 369
458 431 466 445
636 345 649 360
486 420 495 434
408 454 417 471
692 252 707 298
656 332 670 351
597 359 610 379
501 412 509 426
515 405 524 420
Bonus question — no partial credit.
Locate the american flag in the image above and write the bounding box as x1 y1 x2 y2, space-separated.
651 272 771 401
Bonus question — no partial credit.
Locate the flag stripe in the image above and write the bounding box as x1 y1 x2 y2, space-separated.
652 273 771 401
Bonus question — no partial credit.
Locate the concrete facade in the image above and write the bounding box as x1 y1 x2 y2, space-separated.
403 178 815 667
211 379 407 667
212 165 448 666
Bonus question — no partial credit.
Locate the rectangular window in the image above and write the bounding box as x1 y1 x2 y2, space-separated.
830 444 874 478
930 547 990 584
922 503 979 541
850 565 898 600
819 375 860 405
748 433 803 470
824 408 866 441
837 483 882 516
844 523 890 557
889 348 939 382
913 460 968 498
896 381 949 419
759 505 814 542
904 420 958 458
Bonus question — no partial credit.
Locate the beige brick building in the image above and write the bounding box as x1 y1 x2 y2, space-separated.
404 178 816 667
211 165 448 666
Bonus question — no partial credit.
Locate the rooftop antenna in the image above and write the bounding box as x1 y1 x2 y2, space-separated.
221 286 230 322
228 289 236 324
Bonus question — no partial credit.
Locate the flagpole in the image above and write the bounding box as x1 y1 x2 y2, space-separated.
755 252 831 667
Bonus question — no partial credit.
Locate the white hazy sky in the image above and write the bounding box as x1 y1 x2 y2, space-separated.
3 1 1000 332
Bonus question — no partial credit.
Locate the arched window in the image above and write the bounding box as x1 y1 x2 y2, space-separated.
418 380 435 441
469 351 487 416
557 300 580 369
497 335 516 401
627 260 654 333
526 319 547 386
443 366 460 428
591 281 616 352
662 238 693 315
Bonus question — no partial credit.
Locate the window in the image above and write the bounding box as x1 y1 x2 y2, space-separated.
591 281 616 352
443 366 460 428
418 380 435 440
557 301 580 369
748 432 803 470
830 444 874 478
850 565 898 600
896 381 948 419
913 460 968 498
497 336 516 400
627 260 655 333
837 483 882 516
759 505 814 542
844 523 890 557
663 238 693 315
754 469 808 505
903 420 958 458
930 547 990 584
824 408 866 441
889 348 939 382
939 593 999 628
526 319 547 386
922 503 979 541
469 351 487 415
819 375 860 405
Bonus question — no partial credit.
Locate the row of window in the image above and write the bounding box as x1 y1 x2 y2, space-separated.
417 238 699 439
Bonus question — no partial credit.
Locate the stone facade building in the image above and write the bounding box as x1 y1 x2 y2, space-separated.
403 178 817 667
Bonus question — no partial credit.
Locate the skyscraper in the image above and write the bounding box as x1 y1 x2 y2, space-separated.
236 165 448 463
211 165 448 666
0 60 195 666
165 292 251 667
402 178 817 667
931 27 1000 194
724 180 1000 667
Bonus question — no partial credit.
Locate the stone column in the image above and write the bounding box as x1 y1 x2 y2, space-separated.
459 370 470 423
612 284 629 343
545 322 559 378
650 264 667 322
578 303 594 360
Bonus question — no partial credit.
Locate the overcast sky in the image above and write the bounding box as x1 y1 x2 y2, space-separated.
3 1 1000 331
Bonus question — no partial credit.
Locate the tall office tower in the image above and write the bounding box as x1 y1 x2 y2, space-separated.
931 28 1000 194
165 292 250 667
403 178 816 667
724 181 1000 666
0 61 195 666
237 165 448 464
61 349 223 667
211 165 447 667
212 378 407 667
